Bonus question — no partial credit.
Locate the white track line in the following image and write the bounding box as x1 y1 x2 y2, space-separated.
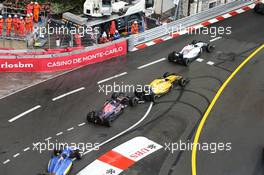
0 64 89 100
210 36 222 42
56 132 63 136
13 153 20 158
196 58 204 62
207 61 215 65
78 123 86 127
3 159 10 164
82 102 153 156
97 72 127 84
8 105 41 123
137 58 166 69
67 127 74 131
52 87 85 101
23 147 30 152
45 137 52 141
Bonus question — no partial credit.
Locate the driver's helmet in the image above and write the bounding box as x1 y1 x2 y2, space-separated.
61 153 67 159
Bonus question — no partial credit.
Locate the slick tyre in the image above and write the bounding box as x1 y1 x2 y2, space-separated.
184 59 190 66
206 44 214 53
179 78 187 87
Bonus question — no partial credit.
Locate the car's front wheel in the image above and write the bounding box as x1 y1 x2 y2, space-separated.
104 119 112 127
206 44 214 53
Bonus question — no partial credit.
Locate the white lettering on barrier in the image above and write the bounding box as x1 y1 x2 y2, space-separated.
46 46 124 68
0 62 33 69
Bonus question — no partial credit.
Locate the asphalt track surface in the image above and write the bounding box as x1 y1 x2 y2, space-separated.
0 9 264 175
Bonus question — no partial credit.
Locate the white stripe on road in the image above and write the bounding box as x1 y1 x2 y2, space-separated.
56 132 63 136
52 87 85 101
3 159 10 164
23 147 30 152
8 105 41 123
45 137 52 141
13 153 20 158
97 72 128 84
82 102 153 156
196 58 204 62
210 37 222 42
137 58 166 69
207 61 215 65
67 127 74 131
78 123 86 127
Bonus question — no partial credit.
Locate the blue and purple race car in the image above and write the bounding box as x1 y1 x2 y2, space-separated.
42 147 81 175
86 92 138 127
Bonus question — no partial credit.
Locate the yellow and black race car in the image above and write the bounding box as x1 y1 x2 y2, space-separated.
135 72 187 102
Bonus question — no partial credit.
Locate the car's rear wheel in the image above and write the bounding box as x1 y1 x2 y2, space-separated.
184 59 190 66
179 78 187 87
168 52 176 62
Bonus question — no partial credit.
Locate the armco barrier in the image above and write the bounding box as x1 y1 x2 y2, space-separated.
0 40 127 72
128 0 254 51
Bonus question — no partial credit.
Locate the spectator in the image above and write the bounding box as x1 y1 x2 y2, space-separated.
6 15 12 37
27 2 34 15
29 13 34 32
131 21 139 34
74 33 82 47
25 14 31 34
113 30 120 40
0 16 3 36
99 32 109 44
34 2 41 23
19 17 25 37
13 14 19 36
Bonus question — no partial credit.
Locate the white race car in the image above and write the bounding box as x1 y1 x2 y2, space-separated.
168 40 214 66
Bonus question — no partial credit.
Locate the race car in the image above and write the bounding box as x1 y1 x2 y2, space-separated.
43 147 81 175
254 1 264 14
87 92 138 127
168 40 214 66
134 72 187 102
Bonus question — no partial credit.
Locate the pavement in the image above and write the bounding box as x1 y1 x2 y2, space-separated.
0 9 264 175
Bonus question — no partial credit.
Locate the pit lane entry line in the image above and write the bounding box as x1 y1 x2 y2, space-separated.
8 105 42 123
191 44 264 175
